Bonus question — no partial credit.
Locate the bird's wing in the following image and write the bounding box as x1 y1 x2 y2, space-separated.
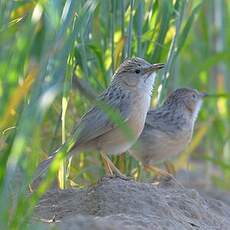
145 109 163 127
144 109 171 131
144 109 180 135
72 86 133 145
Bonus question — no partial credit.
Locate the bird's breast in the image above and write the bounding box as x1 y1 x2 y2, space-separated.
128 92 151 136
97 92 151 155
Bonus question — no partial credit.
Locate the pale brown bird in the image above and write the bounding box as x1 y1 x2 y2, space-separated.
129 88 207 179
34 57 164 181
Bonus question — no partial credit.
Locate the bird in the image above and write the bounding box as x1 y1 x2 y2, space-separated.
129 88 207 180
34 57 164 182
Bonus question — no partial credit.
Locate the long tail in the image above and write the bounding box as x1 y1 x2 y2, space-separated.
31 145 64 189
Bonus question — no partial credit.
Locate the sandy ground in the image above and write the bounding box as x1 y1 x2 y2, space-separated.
33 176 230 230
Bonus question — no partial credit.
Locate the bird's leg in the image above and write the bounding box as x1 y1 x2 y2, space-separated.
164 161 176 175
100 152 129 180
144 164 183 188
144 164 172 180
100 153 113 176
66 156 73 178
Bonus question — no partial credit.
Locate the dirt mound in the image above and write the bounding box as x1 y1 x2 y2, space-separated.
34 177 230 230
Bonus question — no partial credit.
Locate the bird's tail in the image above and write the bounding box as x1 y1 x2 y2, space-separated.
31 145 64 190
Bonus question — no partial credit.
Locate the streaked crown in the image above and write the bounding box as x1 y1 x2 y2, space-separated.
164 87 207 113
115 57 164 76
165 88 204 102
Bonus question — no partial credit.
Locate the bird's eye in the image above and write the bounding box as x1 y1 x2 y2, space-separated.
192 94 196 99
135 69 140 74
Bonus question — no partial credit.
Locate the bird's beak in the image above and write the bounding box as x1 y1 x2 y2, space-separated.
143 63 165 74
199 92 208 98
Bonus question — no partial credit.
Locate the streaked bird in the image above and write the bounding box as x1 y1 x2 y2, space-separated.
34 57 164 183
129 88 206 179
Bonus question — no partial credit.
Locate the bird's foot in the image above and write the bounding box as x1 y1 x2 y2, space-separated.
153 173 184 188
144 164 184 188
113 172 132 181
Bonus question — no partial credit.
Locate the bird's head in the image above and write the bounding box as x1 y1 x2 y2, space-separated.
113 57 164 91
165 88 207 120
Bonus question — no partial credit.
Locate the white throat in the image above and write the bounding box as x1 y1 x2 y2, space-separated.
136 72 157 123
192 100 203 123
138 72 157 95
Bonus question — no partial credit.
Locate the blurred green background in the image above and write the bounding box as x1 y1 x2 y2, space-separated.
0 0 229 227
